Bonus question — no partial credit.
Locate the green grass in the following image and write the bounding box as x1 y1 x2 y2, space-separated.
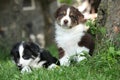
0 45 120 80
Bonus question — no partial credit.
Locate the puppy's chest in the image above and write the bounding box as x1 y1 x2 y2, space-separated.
55 29 84 48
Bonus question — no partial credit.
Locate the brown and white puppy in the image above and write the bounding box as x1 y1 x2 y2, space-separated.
55 5 95 66
78 0 101 20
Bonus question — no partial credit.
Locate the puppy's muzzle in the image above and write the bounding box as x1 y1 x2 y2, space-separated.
64 20 68 24
17 64 22 70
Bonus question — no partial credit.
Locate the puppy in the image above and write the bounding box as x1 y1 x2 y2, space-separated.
55 5 95 66
77 0 101 20
10 41 60 73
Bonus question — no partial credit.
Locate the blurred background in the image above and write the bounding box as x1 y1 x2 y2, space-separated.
0 0 61 50
0 0 120 51
0 0 84 50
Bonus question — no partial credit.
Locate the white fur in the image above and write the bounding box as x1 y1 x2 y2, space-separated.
60 8 71 27
48 64 58 70
21 66 32 73
18 44 33 67
55 23 89 66
19 44 24 58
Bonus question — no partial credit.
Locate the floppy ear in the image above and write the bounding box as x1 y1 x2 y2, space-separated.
77 9 86 23
55 5 69 18
10 42 21 56
55 6 61 19
25 42 40 57
55 8 58 18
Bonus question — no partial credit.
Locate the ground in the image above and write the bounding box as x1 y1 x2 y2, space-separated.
0 45 120 80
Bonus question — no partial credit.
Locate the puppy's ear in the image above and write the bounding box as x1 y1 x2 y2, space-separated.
55 7 59 19
55 6 62 19
25 42 40 57
77 10 86 23
10 42 21 55
71 6 86 24
55 5 69 18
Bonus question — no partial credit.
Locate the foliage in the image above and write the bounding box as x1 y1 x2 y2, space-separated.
86 18 120 65
86 19 106 35
58 0 73 4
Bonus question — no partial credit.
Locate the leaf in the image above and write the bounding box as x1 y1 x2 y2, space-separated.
116 51 120 56
100 27 106 34
109 47 115 54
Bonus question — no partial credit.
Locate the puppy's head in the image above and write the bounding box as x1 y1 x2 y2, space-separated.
55 5 86 29
10 42 40 70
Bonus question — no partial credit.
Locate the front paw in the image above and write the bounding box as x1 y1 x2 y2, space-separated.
60 58 70 66
48 64 60 70
21 66 32 73
73 55 86 62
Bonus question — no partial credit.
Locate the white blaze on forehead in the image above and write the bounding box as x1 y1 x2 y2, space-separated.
19 44 24 58
61 8 71 27
66 8 70 16
18 43 32 67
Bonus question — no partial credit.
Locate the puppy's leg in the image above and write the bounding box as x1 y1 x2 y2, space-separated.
59 55 70 66
48 64 59 69
84 13 97 20
73 47 89 62
21 66 32 73
73 54 86 62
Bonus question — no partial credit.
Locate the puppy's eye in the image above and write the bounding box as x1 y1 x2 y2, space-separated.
70 15 76 19
22 55 30 60
59 13 64 16
59 11 66 16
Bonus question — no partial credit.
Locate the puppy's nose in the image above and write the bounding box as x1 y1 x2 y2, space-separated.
64 20 68 24
17 64 22 70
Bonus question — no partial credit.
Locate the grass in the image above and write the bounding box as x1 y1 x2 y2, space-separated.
0 45 120 80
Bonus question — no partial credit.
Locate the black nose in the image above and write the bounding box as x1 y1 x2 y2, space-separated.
64 20 68 24
17 64 22 70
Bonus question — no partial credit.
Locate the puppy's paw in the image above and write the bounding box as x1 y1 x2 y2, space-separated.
48 64 60 70
73 55 86 62
21 66 32 73
60 58 70 66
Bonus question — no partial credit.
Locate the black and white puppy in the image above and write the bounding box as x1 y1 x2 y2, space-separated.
55 5 95 66
10 41 60 73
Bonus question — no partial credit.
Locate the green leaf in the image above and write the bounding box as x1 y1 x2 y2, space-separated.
100 27 106 34
109 47 115 54
116 51 120 55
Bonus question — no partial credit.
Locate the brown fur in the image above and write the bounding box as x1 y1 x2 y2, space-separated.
78 32 95 56
58 47 65 59
88 0 101 13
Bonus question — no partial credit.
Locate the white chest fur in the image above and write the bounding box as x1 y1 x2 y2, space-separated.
55 23 89 56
